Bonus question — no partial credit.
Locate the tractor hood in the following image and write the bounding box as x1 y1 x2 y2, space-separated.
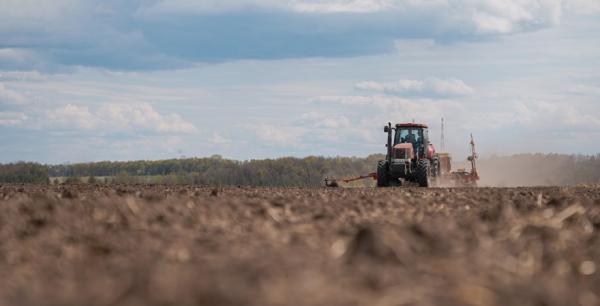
392 143 414 159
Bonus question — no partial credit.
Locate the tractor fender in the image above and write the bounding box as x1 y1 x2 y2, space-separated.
427 144 435 159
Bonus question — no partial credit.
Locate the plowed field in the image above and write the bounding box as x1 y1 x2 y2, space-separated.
1 184 599 306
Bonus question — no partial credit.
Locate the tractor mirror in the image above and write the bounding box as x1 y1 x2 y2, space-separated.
384 126 389 133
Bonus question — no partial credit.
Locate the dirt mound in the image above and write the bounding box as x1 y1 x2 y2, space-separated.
0 185 599 306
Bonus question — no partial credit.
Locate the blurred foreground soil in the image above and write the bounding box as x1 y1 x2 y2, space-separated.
0 184 599 306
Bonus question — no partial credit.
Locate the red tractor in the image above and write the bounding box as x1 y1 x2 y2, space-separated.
323 122 479 188
377 122 439 187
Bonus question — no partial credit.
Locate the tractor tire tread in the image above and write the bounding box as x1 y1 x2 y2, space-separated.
416 159 430 188
377 160 389 187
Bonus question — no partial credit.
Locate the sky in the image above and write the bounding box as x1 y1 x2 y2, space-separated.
1 0 599 164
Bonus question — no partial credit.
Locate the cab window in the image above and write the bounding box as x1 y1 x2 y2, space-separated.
395 128 422 145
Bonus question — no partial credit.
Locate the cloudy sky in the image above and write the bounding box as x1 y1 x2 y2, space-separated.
1 0 599 163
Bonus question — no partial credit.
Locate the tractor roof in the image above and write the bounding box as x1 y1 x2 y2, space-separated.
395 123 428 128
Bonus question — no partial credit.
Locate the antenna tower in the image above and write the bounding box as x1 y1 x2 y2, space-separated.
441 117 445 151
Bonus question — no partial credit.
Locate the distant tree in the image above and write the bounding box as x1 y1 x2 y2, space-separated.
0 162 49 184
115 171 132 184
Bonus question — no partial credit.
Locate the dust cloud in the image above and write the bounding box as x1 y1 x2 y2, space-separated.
454 154 600 187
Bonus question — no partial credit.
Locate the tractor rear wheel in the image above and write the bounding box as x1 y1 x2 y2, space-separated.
416 159 430 187
376 161 389 187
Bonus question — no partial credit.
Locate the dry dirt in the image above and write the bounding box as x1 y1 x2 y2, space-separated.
1 184 599 306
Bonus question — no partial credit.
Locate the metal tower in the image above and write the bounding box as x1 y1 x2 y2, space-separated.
441 117 445 151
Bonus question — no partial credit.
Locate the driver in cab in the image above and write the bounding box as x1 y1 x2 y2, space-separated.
405 130 417 148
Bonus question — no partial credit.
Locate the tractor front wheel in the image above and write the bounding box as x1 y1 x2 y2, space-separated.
416 159 430 187
376 161 390 187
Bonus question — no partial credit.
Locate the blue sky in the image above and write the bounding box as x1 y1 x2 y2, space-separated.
1 0 600 163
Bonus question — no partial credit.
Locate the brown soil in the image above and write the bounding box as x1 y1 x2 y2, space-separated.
1 184 599 306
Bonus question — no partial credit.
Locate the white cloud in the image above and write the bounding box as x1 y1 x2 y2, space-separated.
107 136 184 154
298 112 351 129
250 124 304 146
468 0 562 34
0 82 27 105
208 132 231 144
0 0 79 23
291 0 394 13
137 0 284 15
314 95 457 125
0 48 48 71
0 111 27 126
513 100 600 129
0 70 47 81
46 104 96 129
314 94 466 127
355 78 474 97
97 103 197 133
562 0 600 14
139 0 388 16
139 0 567 35
0 0 595 72
45 103 198 134
318 89 600 134
314 94 412 109
566 84 600 96
295 112 380 144
253 124 290 143
0 49 31 62
245 112 376 148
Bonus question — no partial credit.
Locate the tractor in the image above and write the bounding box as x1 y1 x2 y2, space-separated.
377 122 439 187
323 121 479 188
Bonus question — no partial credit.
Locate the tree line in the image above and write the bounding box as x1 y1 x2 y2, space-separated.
0 162 49 184
0 155 382 187
1 153 599 186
